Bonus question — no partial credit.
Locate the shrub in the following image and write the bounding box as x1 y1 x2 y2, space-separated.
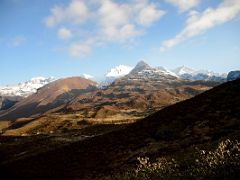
106 139 240 179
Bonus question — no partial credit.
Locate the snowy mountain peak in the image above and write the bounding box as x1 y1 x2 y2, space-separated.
227 70 240 81
129 60 152 75
30 76 46 81
82 74 94 80
99 65 133 88
156 66 178 77
135 60 150 68
172 66 227 82
172 66 196 75
0 77 56 97
106 65 133 78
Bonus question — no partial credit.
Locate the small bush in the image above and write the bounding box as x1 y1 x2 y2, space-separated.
107 139 240 179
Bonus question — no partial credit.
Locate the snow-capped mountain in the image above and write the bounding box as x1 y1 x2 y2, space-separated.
0 77 56 97
172 66 196 76
99 62 226 88
172 66 227 82
99 61 179 88
99 65 133 88
106 65 133 78
157 66 178 77
126 61 179 82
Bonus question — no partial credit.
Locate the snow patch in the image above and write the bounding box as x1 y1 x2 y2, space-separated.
82 74 94 80
0 77 56 97
106 65 133 78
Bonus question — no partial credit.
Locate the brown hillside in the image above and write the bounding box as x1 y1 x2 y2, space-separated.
0 77 97 121
0 79 239 179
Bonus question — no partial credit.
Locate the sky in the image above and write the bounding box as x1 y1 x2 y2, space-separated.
0 0 240 85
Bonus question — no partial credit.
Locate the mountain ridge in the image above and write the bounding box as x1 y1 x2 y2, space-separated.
0 61 221 136
0 62 227 98
0 77 97 121
0 77 56 97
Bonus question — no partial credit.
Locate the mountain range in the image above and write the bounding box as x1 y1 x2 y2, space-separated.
0 77 55 111
0 61 238 136
172 66 227 82
0 77 55 97
1 78 239 179
0 63 227 98
0 61 221 136
0 60 239 179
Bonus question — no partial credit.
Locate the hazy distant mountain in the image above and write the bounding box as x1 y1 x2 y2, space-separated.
227 70 240 81
172 66 196 76
0 77 56 97
156 66 179 77
172 66 227 82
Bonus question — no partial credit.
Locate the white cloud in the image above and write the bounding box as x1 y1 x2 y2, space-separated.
97 0 164 41
97 0 140 42
161 0 240 51
44 0 165 57
58 27 72 39
9 36 26 47
69 43 91 57
137 3 165 26
98 0 129 28
100 24 142 42
96 0 165 28
45 0 89 27
165 0 200 12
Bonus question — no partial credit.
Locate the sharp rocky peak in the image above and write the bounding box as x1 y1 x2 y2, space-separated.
129 60 152 74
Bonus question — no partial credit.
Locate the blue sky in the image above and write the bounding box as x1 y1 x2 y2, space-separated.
0 0 240 85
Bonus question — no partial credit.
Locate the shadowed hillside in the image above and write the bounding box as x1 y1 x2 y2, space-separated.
0 79 239 179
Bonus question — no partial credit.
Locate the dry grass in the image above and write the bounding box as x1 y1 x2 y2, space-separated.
106 139 240 179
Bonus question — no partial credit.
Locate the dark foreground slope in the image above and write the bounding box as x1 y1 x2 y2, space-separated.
0 79 240 179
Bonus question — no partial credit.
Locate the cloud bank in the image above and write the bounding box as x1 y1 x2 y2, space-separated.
45 0 165 57
161 0 240 51
165 0 200 12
